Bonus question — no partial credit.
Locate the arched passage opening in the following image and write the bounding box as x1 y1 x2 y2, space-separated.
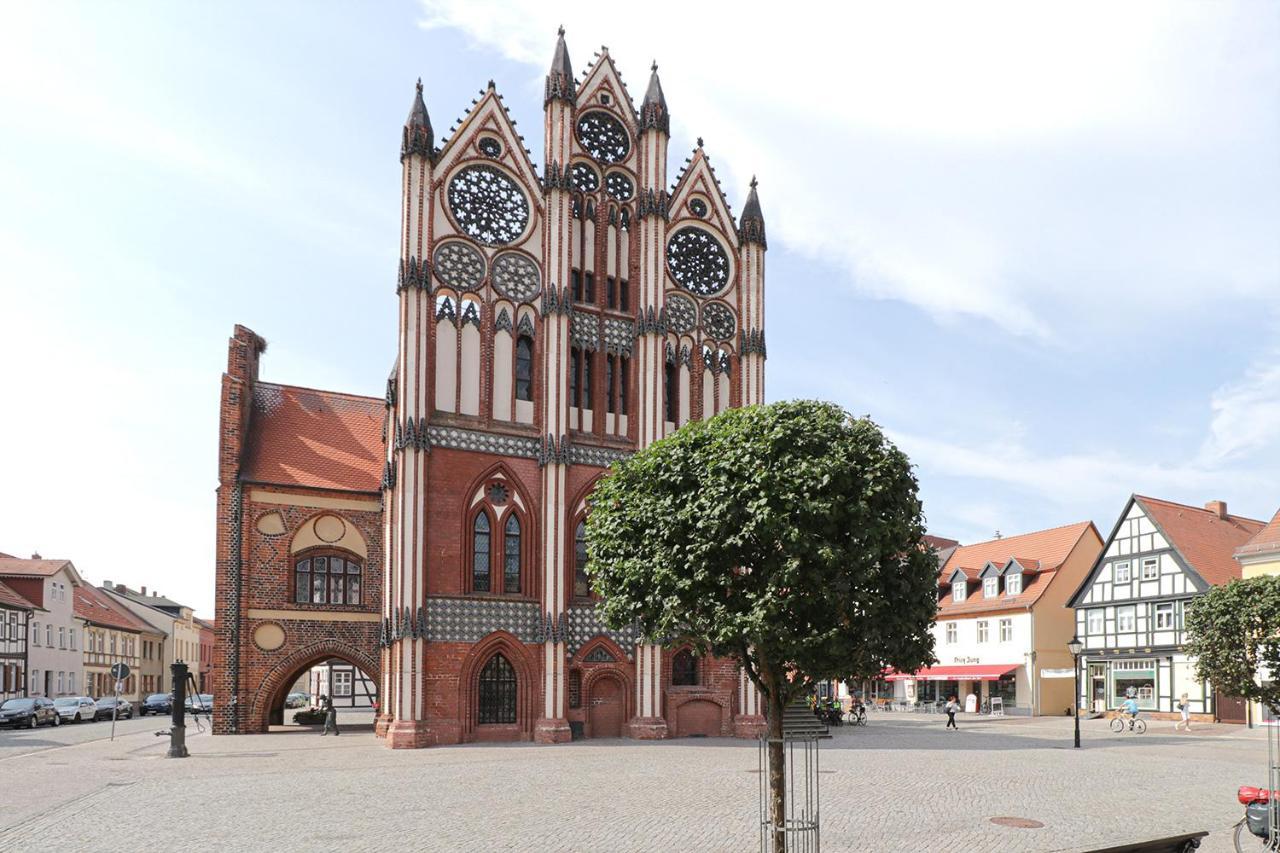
252 642 380 732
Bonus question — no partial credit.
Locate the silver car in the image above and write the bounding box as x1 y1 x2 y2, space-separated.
53 696 97 723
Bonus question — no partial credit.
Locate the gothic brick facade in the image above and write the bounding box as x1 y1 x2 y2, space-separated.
213 31 768 746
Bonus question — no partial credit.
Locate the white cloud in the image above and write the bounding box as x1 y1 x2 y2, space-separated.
418 0 1279 338
1201 352 1280 464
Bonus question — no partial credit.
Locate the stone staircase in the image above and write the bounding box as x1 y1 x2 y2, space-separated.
781 696 831 739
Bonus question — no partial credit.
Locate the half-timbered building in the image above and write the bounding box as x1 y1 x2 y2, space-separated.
0 580 39 702
1068 495 1265 721
214 31 768 747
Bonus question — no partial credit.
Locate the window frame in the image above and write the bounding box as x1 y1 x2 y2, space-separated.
1154 601 1175 630
477 653 518 725
572 518 591 600
1005 572 1022 595
671 648 699 686
292 549 365 607
1116 605 1136 633
514 334 534 402
945 622 957 644
1140 557 1159 581
983 577 998 598
976 621 989 643
1087 608 1104 634
952 581 966 602
472 510 493 593
998 618 1013 643
1114 561 1131 584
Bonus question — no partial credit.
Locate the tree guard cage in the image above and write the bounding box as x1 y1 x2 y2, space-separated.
759 734 820 853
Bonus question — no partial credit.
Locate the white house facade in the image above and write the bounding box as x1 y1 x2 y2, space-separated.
1069 496 1265 721
0 558 85 698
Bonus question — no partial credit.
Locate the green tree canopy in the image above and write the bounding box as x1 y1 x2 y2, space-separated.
586 400 939 851
1186 574 1280 711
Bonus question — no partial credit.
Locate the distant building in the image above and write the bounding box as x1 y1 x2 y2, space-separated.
889 522 1103 716
195 617 216 694
309 659 376 709
101 583 201 696
0 580 40 701
74 584 162 701
0 557 84 697
1069 496 1266 722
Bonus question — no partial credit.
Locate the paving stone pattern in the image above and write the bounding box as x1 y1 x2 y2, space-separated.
0 712 1263 852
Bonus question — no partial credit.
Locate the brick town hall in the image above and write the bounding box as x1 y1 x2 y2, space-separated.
213 31 769 748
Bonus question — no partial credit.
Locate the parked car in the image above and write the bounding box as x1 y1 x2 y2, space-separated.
185 694 214 715
285 692 309 709
53 696 97 723
140 693 172 716
0 697 60 728
93 697 133 721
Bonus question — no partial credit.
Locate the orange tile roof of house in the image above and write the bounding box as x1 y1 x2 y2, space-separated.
1236 508 1280 559
937 569 1061 617
1136 496 1265 586
0 558 79 580
241 382 384 493
75 584 154 634
0 579 41 611
923 535 960 551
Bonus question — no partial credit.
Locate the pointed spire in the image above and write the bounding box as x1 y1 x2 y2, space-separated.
401 78 434 162
640 61 669 134
545 26 576 105
739 176 767 249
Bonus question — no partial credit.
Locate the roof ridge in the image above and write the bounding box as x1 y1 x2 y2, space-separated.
954 520 1092 550
256 381 382 405
1135 494 1266 526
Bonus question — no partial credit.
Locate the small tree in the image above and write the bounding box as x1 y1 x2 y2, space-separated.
587 401 938 852
1186 574 1280 713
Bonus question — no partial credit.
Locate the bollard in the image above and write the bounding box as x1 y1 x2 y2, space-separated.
167 660 189 758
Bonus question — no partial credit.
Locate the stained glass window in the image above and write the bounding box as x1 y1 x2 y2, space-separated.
504 515 521 594
672 649 698 686
574 521 589 598
473 513 491 592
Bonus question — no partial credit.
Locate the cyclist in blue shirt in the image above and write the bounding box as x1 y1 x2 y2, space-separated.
1121 696 1140 729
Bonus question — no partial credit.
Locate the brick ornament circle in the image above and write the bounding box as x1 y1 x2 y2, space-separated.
433 241 486 291
446 165 530 246
701 302 736 340
989 817 1044 829
665 293 696 333
252 622 286 652
490 252 541 303
314 514 346 543
667 226 730 296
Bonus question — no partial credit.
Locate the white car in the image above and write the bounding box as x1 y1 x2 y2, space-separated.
53 696 97 723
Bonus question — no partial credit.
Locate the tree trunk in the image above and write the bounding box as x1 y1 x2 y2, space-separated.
766 673 787 853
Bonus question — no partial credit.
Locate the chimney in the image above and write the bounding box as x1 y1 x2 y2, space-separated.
102 580 112 589
1205 500 1228 519
31 552 41 559
115 583 126 592
141 586 147 596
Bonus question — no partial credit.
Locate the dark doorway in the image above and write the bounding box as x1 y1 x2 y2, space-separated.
478 654 517 724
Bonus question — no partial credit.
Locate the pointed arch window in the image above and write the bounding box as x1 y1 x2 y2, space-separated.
515 335 533 401
664 360 678 423
672 648 698 686
477 653 517 724
573 520 590 598
472 513 492 592
504 515 521 593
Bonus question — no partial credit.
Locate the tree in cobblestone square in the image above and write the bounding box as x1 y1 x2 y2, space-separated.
1186 574 1280 713
586 400 939 852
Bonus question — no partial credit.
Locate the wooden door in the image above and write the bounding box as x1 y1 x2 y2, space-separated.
677 699 721 737
588 676 623 738
1216 693 1247 724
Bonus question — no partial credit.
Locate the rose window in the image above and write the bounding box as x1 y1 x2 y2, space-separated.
666 226 730 296
478 137 502 158
571 163 599 193
606 172 634 201
490 252 542 303
701 302 736 340
664 293 696 333
432 241 486 291
446 165 530 246
575 111 630 163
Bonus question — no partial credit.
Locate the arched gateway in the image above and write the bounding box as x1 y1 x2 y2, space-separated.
212 28 771 747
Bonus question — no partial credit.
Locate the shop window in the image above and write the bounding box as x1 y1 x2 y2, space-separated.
477 653 517 724
672 649 698 685
295 554 362 605
1111 659 1157 709
990 673 1017 707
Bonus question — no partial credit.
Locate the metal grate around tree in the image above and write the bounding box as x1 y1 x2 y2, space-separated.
759 734 820 853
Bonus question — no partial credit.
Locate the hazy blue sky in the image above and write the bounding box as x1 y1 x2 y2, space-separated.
2 2 1277 615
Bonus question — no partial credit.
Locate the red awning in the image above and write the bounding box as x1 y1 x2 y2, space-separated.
884 664 1019 682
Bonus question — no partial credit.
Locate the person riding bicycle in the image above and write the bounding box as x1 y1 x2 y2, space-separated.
1121 696 1140 729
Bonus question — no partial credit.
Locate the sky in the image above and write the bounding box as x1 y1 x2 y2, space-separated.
0 2 1277 617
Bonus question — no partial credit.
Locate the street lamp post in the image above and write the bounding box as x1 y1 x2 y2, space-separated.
1068 635 1083 749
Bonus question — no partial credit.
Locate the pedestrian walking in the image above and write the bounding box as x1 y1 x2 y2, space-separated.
945 695 959 731
1175 693 1192 732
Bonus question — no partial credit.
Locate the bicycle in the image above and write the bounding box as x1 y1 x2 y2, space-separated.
1109 715 1147 734
849 705 867 727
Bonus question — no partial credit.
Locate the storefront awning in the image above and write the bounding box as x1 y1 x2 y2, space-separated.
884 664 1019 682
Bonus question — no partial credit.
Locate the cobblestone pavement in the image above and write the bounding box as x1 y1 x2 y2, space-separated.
0 711 1265 852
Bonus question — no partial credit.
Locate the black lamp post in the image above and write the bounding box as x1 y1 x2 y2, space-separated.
1068 635 1083 749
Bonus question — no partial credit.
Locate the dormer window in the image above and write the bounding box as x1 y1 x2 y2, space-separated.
952 580 966 602
1005 573 1022 595
983 577 999 598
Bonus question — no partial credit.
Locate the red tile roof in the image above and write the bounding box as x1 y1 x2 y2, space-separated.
241 382 384 493
0 558 78 580
0 580 40 611
1136 496 1265 586
74 585 154 634
1236 508 1280 559
923 535 960 551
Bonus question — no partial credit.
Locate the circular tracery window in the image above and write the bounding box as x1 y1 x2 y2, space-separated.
665 293 696 333
702 302 736 340
571 163 599 193
432 241 486 291
446 165 530 246
666 226 730 296
689 198 708 218
606 172 634 201
576 111 630 163
490 252 541 303
478 137 502 158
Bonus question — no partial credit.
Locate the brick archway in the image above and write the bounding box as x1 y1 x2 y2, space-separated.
250 641 381 731
457 631 537 741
